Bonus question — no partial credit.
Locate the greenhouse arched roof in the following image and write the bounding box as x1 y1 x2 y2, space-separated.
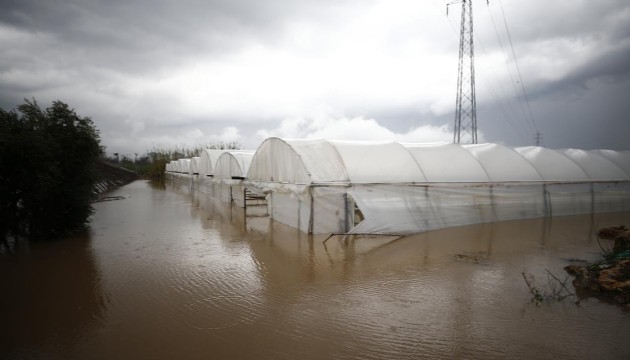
514 146 589 181
178 159 191 174
562 149 628 180
334 140 426 183
246 138 630 185
247 138 348 184
165 161 174 172
461 143 543 181
593 150 630 177
214 151 255 179
404 143 488 182
199 149 229 176
189 157 201 175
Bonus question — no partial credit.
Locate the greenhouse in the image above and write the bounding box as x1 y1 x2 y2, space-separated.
213 151 255 206
188 156 201 175
177 158 191 174
198 149 230 177
245 138 630 235
214 151 255 180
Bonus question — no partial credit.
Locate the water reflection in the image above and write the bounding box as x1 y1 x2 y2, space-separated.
201 187 630 359
0 232 104 359
3 180 630 360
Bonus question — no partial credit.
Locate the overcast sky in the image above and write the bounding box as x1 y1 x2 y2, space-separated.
1 0 629 155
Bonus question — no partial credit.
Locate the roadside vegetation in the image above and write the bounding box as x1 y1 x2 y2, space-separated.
104 142 240 180
0 99 103 249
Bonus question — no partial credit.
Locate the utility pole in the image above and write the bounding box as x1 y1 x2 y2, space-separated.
449 0 480 144
534 130 543 147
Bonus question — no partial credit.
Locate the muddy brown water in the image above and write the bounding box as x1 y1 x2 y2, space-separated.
2 180 630 359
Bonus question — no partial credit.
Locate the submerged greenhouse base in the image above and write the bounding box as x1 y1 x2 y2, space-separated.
166 173 630 236
244 182 630 235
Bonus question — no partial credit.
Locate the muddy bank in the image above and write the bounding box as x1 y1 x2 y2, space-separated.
565 226 630 306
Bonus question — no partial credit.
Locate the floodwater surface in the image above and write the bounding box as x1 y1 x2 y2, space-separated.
2 180 630 359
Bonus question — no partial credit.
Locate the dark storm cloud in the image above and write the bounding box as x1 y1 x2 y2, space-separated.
540 43 630 98
485 0 630 44
1 0 276 74
469 0 630 98
1 0 630 153
0 0 364 150
0 0 363 75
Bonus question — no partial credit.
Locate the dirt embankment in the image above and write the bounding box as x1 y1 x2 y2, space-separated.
565 226 630 306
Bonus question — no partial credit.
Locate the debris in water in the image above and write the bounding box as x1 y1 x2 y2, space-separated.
565 226 630 307
94 195 129 203
596 225 627 240
454 254 479 264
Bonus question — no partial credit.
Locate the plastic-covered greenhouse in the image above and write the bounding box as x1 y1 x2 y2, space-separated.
212 151 255 206
246 138 630 235
198 149 229 177
178 159 191 174
164 150 257 206
188 157 201 175
214 151 255 180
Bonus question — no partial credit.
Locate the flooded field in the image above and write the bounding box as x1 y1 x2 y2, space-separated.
2 180 630 359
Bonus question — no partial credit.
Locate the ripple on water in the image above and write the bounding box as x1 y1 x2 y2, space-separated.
132 249 266 331
61 182 630 359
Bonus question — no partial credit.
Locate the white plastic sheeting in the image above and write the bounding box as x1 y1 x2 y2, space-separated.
199 149 229 176
248 138 348 184
248 138 630 184
347 182 630 234
189 157 201 175
172 160 179 173
214 151 255 180
562 149 629 180
334 141 426 183
514 146 589 181
246 138 630 235
404 143 488 182
248 138 630 185
212 151 256 207
178 159 191 174
595 150 630 177
163 150 257 208
462 143 542 181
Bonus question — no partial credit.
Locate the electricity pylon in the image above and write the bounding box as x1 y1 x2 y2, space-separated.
450 0 478 144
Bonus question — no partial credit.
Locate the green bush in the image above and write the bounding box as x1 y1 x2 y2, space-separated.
0 99 102 242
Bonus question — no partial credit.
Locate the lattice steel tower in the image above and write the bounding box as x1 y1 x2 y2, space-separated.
452 0 478 144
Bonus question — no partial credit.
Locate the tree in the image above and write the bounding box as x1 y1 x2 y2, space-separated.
0 99 103 244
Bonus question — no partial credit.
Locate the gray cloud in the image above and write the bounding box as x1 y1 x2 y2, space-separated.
0 0 362 74
1 0 629 154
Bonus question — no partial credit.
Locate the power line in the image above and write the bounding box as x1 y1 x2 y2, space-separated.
486 5 532 132
483 3 537 141
474 25 532 142
498 0 539 134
